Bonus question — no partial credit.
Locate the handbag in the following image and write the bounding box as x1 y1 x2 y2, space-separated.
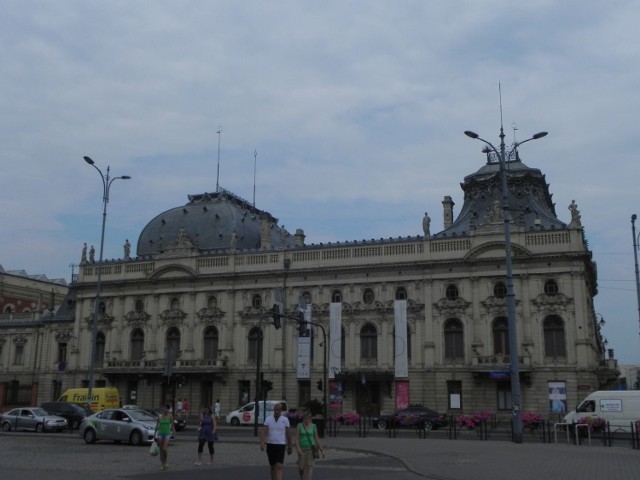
300 423 320 459
149 440 159 456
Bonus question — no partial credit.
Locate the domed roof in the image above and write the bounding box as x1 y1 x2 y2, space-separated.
136 189 293 257
433 153 566 238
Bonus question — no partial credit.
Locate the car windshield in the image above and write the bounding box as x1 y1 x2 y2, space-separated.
31 408 48 416
128 410 157 421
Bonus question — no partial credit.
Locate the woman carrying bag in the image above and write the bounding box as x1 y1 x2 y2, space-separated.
294 412 324 480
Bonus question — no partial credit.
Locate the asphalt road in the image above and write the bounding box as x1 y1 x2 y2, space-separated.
0 427 409 480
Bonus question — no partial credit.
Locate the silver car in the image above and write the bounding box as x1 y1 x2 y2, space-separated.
1 407 68 432
79 408 157 445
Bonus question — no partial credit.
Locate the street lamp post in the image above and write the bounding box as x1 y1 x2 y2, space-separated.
83 156 130 410
464 127 547 443
632 215 640 337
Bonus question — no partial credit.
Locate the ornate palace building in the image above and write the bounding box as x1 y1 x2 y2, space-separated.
0 147 619 419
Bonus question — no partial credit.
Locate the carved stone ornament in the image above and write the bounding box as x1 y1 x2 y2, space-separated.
13 334 28 346
84 313 115 327
196 307 226 323
531 293 573 314
159 308 187 326
125 310 151 326
433 297 471 317
54 329 74 341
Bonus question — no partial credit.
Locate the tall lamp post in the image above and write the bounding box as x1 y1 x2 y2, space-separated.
632 215 640 337
464 127 547 443
83 156 131 410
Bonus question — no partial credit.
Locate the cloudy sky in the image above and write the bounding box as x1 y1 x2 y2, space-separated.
2 1 639 364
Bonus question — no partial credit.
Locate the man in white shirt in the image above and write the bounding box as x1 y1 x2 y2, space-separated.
260 402 292 480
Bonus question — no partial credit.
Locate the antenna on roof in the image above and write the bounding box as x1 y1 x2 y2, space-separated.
216 125 222 192
512 122 518 144
253 149 257 206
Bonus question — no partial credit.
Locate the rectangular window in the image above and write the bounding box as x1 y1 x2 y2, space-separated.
238 380 251 406
57 342 67 363
298 381 311 407
447 381 462 410
497 382 512 410
14 345 24 365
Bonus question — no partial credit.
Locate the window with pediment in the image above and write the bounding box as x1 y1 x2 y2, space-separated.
444 318 464 360
204 326 219 360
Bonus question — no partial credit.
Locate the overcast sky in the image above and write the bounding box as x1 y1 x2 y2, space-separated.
2 1 639 364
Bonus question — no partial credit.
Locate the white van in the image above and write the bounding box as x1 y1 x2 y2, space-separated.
225 400 288 426
563 390 640 432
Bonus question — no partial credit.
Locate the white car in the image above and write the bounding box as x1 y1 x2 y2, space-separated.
1 407 68 432
226 400 288 426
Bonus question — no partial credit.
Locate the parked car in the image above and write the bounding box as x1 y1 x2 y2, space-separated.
1 407 68 432
122 405 186 431
371 406 448 431
79 408 157 445
40 401 92 430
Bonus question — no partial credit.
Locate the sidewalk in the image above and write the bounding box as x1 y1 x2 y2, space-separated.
323 435 640 480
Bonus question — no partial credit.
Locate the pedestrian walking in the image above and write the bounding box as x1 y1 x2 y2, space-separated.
294 412 324 480
176 399 184 415
154 404 177 471
183 398 190 418
260 402 292 480
196 406 217 466
214 399 221 419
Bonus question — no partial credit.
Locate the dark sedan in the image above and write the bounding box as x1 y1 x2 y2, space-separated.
372 406 448 431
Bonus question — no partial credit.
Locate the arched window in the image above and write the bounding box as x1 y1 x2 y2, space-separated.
130 329 144 361
544 315 566 358
302 291 312 305
360 323 377 360
135 299 144 314
444 319 464 360
95 332 106 366
207 295 218 310
445 284 459 301
362 288 375 305
493 282 507 299
395 287 408 300
331 290 342 303
203 326 219 361
170 298 180 310
544 280 559 296
251 294 262 309
166 327 181 360
248 327 262 362
493 317 510 356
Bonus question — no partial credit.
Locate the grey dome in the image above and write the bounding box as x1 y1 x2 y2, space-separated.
136 190 292 257
433 153 566 238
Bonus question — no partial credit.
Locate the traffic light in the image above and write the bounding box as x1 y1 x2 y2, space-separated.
316 380 323 391
272 304 281 329
297 310 307 336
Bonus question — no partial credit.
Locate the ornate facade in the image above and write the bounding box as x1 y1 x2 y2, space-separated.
0 153 618 419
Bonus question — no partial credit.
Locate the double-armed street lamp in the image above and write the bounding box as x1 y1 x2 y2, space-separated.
464 126 547 444
83 156 131 410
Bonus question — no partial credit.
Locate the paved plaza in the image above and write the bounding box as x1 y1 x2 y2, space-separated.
1 426 639 480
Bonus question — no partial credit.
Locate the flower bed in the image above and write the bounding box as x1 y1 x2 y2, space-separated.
456 411 492 429
577 416 607 432
521 411 543 430
334 412 360 425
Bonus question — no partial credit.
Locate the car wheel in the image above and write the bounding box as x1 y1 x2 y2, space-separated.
130 429 144 446
423 421 433 432
376 419 387 430
2 422 11 432
35 423 45 433
84 428 97 444
230 417 240 426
